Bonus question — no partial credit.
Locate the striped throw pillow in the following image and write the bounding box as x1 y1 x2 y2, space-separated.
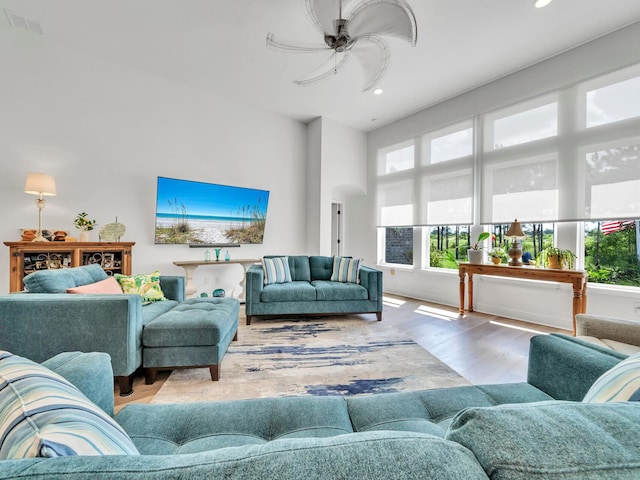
262 257 292 285
330 256 361 284
0 351 139 459
583 352 640 402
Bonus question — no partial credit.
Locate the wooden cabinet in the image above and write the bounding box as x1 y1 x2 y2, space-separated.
4 241 135 292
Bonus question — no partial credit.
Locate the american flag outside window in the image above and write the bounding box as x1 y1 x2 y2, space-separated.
601 220 636 235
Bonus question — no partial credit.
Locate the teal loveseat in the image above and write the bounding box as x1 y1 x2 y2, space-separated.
0 264 186 395
245 255 383 325
2 333 639 479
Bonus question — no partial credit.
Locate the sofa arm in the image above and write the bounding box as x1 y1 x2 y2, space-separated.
576 313 640 346
160 275 186 302
0 293 142 378
527 333 626 401
245 264 264 315
359 265 383 303
42 351 115 417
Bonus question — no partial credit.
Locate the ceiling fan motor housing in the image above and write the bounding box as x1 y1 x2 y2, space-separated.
325 19 352 51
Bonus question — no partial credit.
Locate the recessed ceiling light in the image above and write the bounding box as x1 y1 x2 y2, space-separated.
373 88 384 95
533 0 552 8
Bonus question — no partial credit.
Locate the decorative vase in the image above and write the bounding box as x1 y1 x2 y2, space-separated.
215 248 221 261
79 231 89 242
491 257 502 265
224 250 230 262
468 249 484 265
204 250 211 262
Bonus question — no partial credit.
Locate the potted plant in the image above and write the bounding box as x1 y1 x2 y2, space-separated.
539 247 576 269
467 231 490 264
488 246 506 265
74 212 97 242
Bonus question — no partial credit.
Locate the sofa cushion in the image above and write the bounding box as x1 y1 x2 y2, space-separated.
0 351 139 459
262 256 292 285
143 299 238 347
115 271 167 304
583 351 640 402
23 264 108 293
66 276 123 294
261 281 317 303
312 280 368 301
347 383 552 436
577 335 640 355
330 256 360 283
288 255 312 282
117 396 354 454
447 401 640 480
141 300 180 326
309 256 335 281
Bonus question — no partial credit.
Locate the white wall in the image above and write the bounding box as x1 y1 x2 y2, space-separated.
306 117 367 256
346 22 640 330
0 26 308 297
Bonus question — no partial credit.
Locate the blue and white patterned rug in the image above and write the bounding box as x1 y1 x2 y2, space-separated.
152 316 469 403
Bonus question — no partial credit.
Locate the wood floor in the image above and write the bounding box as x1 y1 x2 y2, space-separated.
114 294 568 412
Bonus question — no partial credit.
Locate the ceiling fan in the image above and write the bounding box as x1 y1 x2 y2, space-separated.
267 0 417 92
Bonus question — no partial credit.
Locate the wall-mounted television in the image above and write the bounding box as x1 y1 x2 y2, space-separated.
154 176 270 245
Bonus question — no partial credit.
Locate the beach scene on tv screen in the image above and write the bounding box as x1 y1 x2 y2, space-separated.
154 177 270 244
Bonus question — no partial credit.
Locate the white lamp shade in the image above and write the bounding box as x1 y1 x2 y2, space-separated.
25 172 56 196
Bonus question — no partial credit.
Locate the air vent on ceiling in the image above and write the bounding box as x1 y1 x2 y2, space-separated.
4 9 44 35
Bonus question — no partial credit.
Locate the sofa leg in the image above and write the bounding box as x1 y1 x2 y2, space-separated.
233 330 238 341
246 315 252 326
376 311 382 322
209 365 220 381
144 368 157 385
116 375 134 397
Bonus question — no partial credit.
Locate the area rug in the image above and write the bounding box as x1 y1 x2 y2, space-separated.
151 316 470 404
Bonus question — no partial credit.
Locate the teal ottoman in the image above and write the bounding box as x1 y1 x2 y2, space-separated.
143 297 239 384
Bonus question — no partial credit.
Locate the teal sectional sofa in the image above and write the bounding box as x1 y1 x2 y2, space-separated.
2 333 639 479
0 264 186 395
245 255 383 325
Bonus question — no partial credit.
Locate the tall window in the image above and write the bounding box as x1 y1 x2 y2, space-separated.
378 142 415 265
375 62 640 288
584 221 640 286
385 227 414 265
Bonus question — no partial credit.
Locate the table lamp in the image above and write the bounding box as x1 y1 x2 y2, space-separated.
505 219 524 266
24 172 57 242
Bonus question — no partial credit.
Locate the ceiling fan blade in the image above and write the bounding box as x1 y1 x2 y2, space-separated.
304 0 343 34
294 51 350 86
348 0 417 45
351 34 390 92
266 33 330 53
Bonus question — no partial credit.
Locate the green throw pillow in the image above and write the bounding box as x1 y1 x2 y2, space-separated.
114 270 167 304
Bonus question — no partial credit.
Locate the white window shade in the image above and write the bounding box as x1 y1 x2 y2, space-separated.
584 140 640 219
482 156 558 223
420 170 473 225
377 180 414 226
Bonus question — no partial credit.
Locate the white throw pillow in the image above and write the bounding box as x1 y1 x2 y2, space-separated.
583 352 640 403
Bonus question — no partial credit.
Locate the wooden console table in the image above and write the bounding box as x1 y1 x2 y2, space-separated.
173 259 259 302
458 263 588 335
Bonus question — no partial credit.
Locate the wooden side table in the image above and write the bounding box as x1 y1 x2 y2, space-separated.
173 259 260 302
458 262 587 335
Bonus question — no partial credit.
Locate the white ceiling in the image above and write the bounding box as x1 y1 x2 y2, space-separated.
3 0 640 132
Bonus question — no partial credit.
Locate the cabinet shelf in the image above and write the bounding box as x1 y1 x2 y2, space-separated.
4 241 135 292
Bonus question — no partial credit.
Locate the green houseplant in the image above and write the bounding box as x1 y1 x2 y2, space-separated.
488 246 507 265
468 231 490 264
539 247 576 270
74 212 97 242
